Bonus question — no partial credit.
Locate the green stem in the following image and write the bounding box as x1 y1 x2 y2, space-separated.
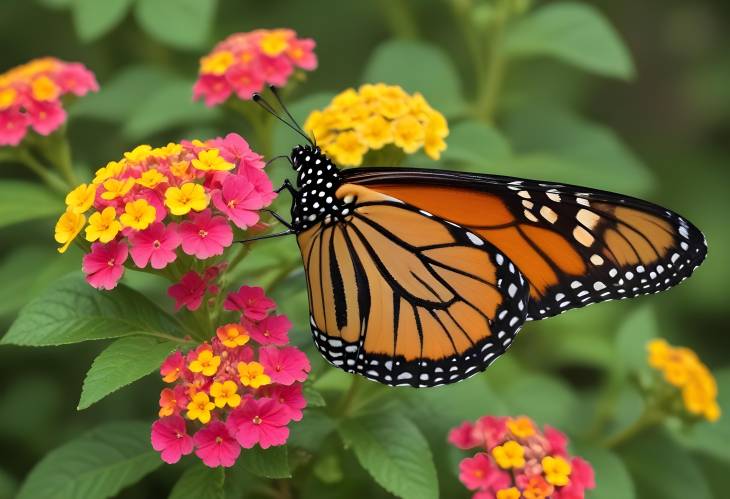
15 149 68 194
378 0 419 38
337 375 366 418
475 0 511 122
602 408 663 449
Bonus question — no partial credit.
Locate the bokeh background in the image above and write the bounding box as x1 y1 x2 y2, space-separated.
1 0 729 498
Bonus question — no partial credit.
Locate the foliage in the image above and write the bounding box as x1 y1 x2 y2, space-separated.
1 0 729 498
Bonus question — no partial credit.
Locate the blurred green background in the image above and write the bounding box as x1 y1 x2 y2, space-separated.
1 0 729 498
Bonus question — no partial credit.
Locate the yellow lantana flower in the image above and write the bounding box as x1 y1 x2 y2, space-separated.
188 349 221 377
54 209 85 253
124 144 153 163
646 339 721 422
541 456 572 486
65 183 97 214
119 199 156 230
496 488 521 499
186 392 215 424
0 88 17 109
216 323 250 348
200 51 235 75
31 75 60 101
85 207 121 243
209 380 241 408
137 168 168 189
304 84 448 166
100 177 135 201
328 131 368 167
238 361 271 388
164 183 209 215
507 416 535 438
93 161 125 185
259 30 290 56
492 440 525 469
191 149 234 172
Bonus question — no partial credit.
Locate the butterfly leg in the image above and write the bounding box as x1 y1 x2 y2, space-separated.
276 179 298 196
263 209 294 230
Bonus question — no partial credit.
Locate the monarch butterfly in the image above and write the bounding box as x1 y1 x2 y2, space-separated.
250 90 707 388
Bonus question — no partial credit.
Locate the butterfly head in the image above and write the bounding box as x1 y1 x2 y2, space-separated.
289 144 345 231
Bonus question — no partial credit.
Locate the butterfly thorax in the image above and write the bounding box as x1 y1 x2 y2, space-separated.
290 145 346 232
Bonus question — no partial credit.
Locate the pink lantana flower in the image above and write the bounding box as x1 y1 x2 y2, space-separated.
248 314 291 345
259 346 311 385
211 174 265 229
26 99 66 135
224 285 275 321
474 415 508 449
555 458 595 499
151 416 194 464
128 222 181 269
0 108 29 146
449 421 481 450
209 133 264 171
545 425 569 456
226 65 265 100
82 241 128 290
193 74 232 107
179 209 233 259
267 384 307 422
193 421 241 468
459 453 510 491
227 397 291 449
168 271 207 311
160 351 186 383
243 167 277 205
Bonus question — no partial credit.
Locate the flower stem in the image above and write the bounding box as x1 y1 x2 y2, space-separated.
602 408 663 449
337 375 366 418
378 0 419 38
475 0 512 122
14 148 68 194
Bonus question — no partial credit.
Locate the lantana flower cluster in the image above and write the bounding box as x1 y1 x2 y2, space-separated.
53 133 276 290
194 29 317 106
303 83 449 166
0 57 97 146
647 339 721 422
449 416 595 499
152 286 311 467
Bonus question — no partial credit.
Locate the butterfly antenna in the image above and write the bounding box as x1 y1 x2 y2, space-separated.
269 85 310 139
252 92 312 145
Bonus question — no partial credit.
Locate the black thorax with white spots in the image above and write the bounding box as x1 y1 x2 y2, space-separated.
290 145 347 232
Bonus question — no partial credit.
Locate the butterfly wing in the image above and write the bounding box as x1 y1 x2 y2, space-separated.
343 167 707 320
297 183 529 387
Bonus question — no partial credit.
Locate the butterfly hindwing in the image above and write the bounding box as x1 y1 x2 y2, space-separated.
296 183 529 387
343 167 707 320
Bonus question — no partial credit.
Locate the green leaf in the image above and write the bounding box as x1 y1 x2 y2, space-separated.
72 0 132 42
572 442 635 499
615 306 658 373
441 120 512 169
0 181 63 229
239 446 291 479
2 274 181 347
135 0 217 50
339 412 438 499
288 410 336 452
0 245 78 318
504 2 634 79
363 40 466 117
16 421 161 499
302 383 327 407
36 0 72 9
78 336 177 410
169 465 224 499
619 429 712 499
71 66 177 122
502 108 654 195
123 79 221 139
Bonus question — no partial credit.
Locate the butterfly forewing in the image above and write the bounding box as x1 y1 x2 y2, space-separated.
343 168 707 320
296 183 529 387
